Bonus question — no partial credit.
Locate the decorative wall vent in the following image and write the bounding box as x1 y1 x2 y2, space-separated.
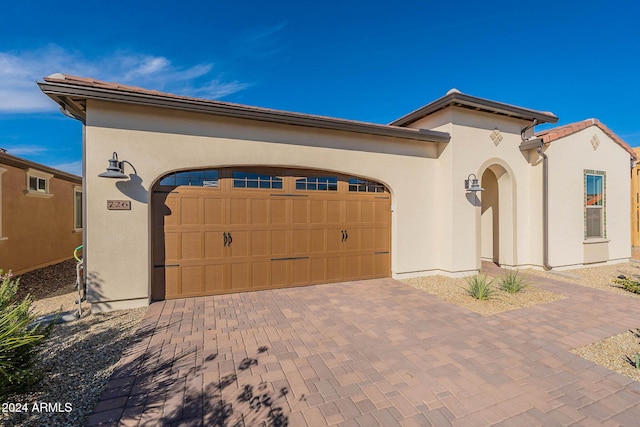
591 134 600 150
490 129 503 146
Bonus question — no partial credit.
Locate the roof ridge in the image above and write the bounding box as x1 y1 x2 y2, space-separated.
537 118 635 159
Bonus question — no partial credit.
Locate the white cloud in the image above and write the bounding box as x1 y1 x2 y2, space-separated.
0 45 250 113
3 145 48 155
51 160 82 176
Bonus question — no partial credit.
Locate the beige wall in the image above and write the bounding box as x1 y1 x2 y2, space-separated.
84 100 445 310
82 100 632 310
410 108 544 272
545 127 631 268
0 163 82 275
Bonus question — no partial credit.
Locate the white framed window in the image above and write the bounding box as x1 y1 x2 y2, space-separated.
25 168 53 198
0 167 6 241
74 186 83 231
585 170 606 239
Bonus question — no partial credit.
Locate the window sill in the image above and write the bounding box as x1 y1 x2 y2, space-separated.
25 190 53 198
583 238 610 244
73 229 83 234
0 237 7 243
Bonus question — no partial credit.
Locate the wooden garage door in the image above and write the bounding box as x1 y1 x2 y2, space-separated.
152 168 390 300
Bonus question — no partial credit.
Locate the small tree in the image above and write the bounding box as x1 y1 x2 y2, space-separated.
0 269 54 398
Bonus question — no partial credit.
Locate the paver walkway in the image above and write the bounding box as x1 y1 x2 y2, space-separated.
88 274 640 426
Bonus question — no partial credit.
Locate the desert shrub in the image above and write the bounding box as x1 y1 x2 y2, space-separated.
612 275 640 295
0 269 53 398
499 270 528 294
464 275 495 300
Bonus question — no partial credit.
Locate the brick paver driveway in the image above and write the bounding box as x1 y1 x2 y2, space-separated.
88 275 640 426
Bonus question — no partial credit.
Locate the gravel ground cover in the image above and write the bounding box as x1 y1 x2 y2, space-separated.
401 273 564 316
1 262 146 427
571 329 640 383
525 261 640 299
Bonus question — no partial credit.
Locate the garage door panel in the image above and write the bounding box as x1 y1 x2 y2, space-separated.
229 263 250 291
327 228 343 253
251 230 269 257
204 231 225 259
292 199 308 224
181 266 203 295
310 229 325 253
345 228 360 252
291 258 310 285
271 230 288 257
250 199 268 225
181 232 203 260
160 195 180 226
204 264 225 293
346 200 359 223
327 200 342 223
229 230 250 257
164 267 180 298
360 254 375 278
270 199 287 224
251 262 270 289
204 198 224 225
229 198 249 225
375 228 390 251
360 228 375 252
163 232 180 262
292 229 309 255
374 253 390 276
180 198 201 225
271 260 287 287
310 258 325 282
344 256 360 280
310 200 325 224
375 199 390 223
361 201 374 223
327 256 342 281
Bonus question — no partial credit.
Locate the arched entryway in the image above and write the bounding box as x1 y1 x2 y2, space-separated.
480 163 516 267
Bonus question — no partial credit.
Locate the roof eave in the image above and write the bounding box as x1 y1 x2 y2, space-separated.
390 92 559 127
38 81 451 144
0 151 82 183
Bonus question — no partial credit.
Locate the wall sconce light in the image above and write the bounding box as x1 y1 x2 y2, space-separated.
465 173 484 193
98 152 136 179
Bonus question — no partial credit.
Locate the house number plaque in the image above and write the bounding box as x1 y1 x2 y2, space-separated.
107 200 131 210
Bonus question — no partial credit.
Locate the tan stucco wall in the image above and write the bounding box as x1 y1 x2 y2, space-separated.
84 100 446 309
631 147 640 247
410 107 544 271
0 163 82 275
545 126 631 268
82 99 632 310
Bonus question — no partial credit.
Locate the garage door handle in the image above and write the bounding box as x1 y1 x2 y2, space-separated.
228 232 233 246
341 230 345 242
345 230 349 241
223 232 228 246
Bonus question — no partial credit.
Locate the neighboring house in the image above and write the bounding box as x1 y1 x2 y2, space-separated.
38 74 636 312
631 147 640 247
0 149 83 275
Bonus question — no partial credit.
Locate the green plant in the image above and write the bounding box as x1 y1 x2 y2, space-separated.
0 269 53 398
612 276 640 295
464 275 495 300
499 270 528 294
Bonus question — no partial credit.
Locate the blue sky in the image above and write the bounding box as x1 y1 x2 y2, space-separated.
1 0 639 175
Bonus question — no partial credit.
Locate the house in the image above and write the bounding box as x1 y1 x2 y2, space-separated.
38 74 636 312
0 149 82 275
631 147 640 247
